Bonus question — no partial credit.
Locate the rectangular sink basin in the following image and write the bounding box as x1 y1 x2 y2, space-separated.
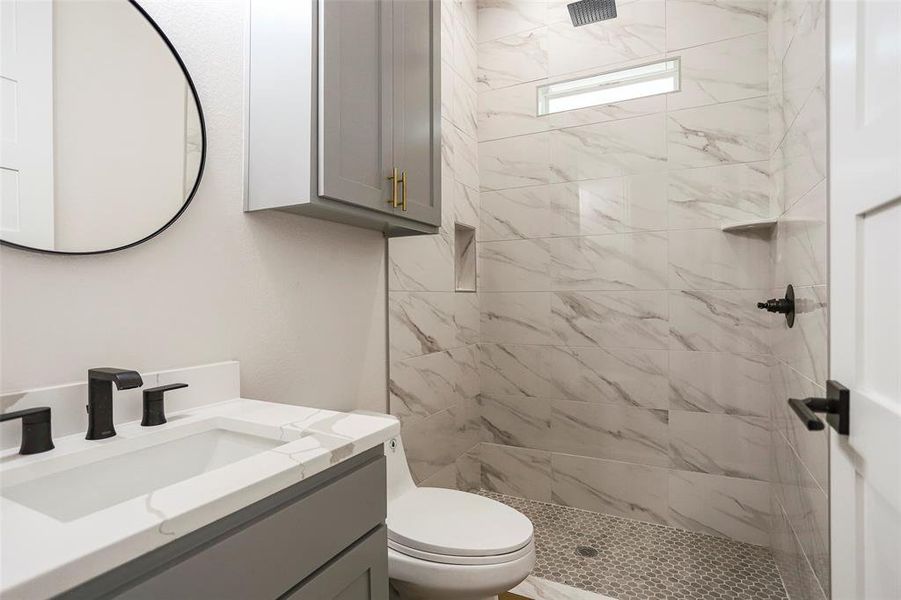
2 428 284 522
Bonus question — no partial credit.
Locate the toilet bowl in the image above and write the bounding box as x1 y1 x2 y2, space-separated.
381 433 535 600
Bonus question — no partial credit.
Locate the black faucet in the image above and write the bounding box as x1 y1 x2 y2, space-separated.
86 368 143 440
0 407 55 454
142 383 188 426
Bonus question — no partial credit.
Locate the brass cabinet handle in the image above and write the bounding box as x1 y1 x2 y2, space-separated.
387 168 398 208
400 171 407 211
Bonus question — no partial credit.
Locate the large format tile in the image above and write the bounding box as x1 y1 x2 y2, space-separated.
402 405 477 484
550 114 668 181
478 81 549 142
667 97 769 168
669 290 770 353
481 443 553 501
780 0 826 125
478 238 551 291
667 161 770 229
666 0 767 50
551 453 670 524
480 292 553 345
668 228 770 290
550 232 668 291
388 233 454 291
388 292 458 360
771 499 828 600
669 411 770 480
479 132 553 190
774 179 826 288
771 285 827 386
669 32 767 111
480 342 555 397
480 394 552 449
772 80 826 212
550 175 668 236
477 28 548 91
550 400 670 467
477 0 546 43
669 470 771 545
480 185 550 241
546 345 669 409
551 291 670 349
669 351 772 416
546 0 665 76
389 350 461 425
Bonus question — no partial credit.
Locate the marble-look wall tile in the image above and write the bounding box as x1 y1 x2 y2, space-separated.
670 411 770 480
551 400 671 467
668 32 767 111
551 453 670 524
668 228 771 290
770 361 829 491
771 498 828 600
478 28 548 91
479 238 551 291
667 161 770 229
551 291 670 349
403 402 478 484
453 73 479 140
454 4 478 86
545 83 666 130
454 181 480 229
546 345 669 409
390 350 460 425
419 443 482 492
478 81 549 142
450 344 482 400
550 175 668 236
550 232 668 291
480 394 552 448
479 132 553 190
481 443 553 501
451 125 481 190
780 0 825 123
480 342 555 397
774 179 826 288
669 471 771 545
389 292 458 360
550 114 668 180
454 292 481 345
669 290 770 354
771 285 827 386
669 351 772 416
546 0 665 76
667 97 769 168
480 185 550 241
477 0 547 43
666 0 767 51
480 292 553 344
772 431 830 594
389 233 454 291
772 80 826 213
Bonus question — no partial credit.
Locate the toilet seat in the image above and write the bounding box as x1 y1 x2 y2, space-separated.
387 488 533 561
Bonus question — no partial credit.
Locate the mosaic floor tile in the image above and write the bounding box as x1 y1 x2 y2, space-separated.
481 490 788 600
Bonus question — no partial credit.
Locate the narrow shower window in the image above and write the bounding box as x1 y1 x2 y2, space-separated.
537 57 680 116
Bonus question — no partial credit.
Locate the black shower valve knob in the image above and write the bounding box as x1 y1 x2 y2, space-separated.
757 298 793 314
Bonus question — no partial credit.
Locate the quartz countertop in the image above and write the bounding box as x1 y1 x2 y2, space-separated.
0 399 399 599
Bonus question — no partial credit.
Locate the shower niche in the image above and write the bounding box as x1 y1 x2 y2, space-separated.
454 223 476 293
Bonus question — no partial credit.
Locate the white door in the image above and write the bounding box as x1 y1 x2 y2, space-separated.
0 0 54 249
828 0 901 598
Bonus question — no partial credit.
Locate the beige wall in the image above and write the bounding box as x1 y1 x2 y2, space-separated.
0 0 387 414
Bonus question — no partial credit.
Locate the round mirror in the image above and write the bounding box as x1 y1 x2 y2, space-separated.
0 0 205 255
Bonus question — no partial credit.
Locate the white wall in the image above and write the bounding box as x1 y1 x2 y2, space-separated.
0 0 388 414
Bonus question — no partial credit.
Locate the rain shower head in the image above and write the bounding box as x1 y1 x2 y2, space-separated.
566 0 617 26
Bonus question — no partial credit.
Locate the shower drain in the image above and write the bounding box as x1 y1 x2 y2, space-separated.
575 545 599 558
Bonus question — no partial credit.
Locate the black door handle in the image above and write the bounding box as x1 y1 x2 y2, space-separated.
787 380 850 435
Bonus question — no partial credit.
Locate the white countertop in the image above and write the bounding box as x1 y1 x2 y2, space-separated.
0 399 399 599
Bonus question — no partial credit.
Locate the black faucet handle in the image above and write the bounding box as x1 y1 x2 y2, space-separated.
88 368 144 390
1 407 55 454
142 383 188 427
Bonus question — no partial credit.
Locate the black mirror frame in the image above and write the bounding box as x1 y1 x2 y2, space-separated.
0 0 207 256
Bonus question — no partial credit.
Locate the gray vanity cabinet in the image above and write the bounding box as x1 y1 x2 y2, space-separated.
60 448 388 600
247 0 441 236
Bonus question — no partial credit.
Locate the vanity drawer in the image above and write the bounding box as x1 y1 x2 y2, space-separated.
113 453 386 600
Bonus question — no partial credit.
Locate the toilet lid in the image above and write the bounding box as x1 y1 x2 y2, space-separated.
387 488 533 557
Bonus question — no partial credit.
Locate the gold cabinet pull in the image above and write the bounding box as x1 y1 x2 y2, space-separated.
400 171 407 211
387 168 399 208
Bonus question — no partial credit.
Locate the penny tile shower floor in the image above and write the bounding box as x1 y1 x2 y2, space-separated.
480 491 788 600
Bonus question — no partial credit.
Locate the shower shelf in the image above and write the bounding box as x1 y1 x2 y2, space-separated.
720 217 778 233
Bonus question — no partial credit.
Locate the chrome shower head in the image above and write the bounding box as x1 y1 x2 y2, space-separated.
566 0 617 26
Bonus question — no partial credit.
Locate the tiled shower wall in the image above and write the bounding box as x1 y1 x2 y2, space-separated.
387 0 482 489
475 0 776 546
767 0 829 597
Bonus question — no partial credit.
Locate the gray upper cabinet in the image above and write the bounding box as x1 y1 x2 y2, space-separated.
247 0 441 236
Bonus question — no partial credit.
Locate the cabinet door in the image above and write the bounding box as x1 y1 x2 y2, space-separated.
391 0 441 226
319 0 394 213
283 526 388 600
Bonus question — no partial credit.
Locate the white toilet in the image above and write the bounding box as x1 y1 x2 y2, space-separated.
384 435 535 600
